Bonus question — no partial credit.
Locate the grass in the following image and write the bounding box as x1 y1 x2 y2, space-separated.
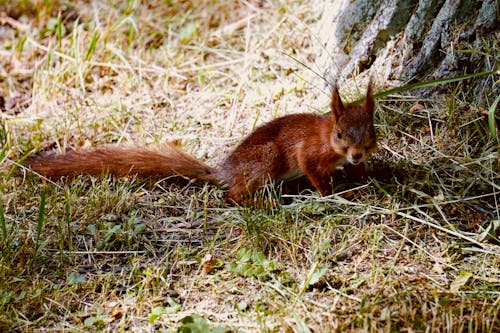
1 0 499 332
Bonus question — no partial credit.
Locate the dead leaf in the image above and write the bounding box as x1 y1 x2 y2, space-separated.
110 306 123 320
201 253 215 274
409 103 424 113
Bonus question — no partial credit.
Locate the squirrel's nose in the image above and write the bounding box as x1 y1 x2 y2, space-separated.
352 152 363 161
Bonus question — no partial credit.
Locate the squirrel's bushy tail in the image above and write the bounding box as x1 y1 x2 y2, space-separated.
27 144 219 183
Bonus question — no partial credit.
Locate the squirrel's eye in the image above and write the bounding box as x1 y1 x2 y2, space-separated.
337 132 342 139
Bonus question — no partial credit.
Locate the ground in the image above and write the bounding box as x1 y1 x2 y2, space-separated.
0 1 499 332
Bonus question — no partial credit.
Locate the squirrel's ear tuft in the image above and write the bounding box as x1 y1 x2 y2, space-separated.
330 84 345 119
363 78 375 117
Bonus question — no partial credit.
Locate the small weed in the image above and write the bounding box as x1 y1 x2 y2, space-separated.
177 314 228 333
148 299 182 323
226 247 280 279
83 312 108 330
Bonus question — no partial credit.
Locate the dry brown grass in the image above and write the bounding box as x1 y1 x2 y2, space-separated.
0 1 499 332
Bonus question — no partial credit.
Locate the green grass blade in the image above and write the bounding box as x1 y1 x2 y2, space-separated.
0 147 6 164
0 195 6 241
454 49 493 58
7 150 33 180
56 11 63 51
375 71 498 99
35 188 47 250
488 94 500 141
347 70 498 105
84 30 100 62
15 36 27 59
64 191 73 250
127 23 134 48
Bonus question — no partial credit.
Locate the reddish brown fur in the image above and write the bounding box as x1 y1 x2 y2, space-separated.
27 83 377 204
28 145 217 180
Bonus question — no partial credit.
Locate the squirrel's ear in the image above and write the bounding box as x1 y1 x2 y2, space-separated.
330 84 345 119
363 79 375 117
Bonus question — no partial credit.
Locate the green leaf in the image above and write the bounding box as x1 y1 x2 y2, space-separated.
236 301 248 312
227 248 280 278
450 271 473 292
177 314 227 333
67 272 86 285
46 17 59 31
179 22 199 44
148 299 182 323
211 326 228 333
309 266 328 285
104 225 122 238
238 247 252 262
87 224 97 238
84 314 107 328
251 251 266 264
133 223 146 234
149 306 167 324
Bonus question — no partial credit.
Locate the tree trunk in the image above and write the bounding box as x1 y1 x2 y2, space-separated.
315 0 499 105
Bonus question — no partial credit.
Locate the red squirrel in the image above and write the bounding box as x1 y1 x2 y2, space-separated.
27 83 377 204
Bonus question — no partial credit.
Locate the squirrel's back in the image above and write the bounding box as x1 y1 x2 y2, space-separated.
217 113 333 184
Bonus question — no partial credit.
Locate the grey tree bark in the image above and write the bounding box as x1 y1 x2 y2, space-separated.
315 0 499 105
